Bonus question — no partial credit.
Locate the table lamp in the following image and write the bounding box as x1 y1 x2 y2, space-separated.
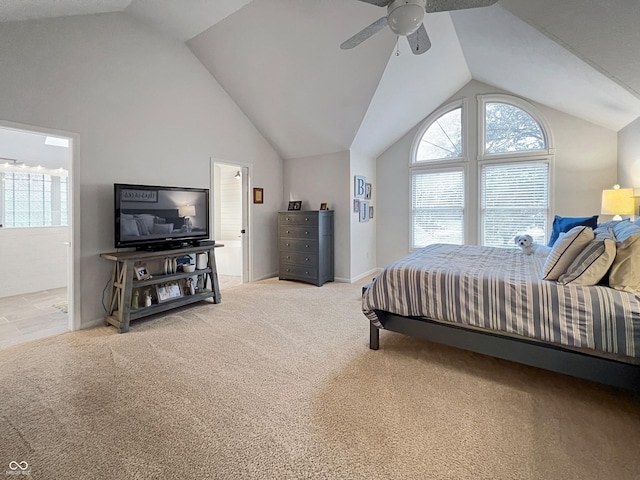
179 205 196 232
601 184 634 221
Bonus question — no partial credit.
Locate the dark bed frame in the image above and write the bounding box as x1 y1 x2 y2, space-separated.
369 310 640 393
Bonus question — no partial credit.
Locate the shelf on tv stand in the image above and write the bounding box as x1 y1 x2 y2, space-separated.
100 244 223 333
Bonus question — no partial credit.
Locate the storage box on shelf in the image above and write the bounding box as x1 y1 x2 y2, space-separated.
100 244 223 333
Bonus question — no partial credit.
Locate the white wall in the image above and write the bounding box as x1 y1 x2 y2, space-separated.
0 13 283 327
376 79 618 267
350 151 377 281
283 152 350 280
216 165 242 242
0 227 69 297
618 116 640 188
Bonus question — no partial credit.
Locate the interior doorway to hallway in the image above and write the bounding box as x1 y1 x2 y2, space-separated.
0 123 76 349
212 161 250 289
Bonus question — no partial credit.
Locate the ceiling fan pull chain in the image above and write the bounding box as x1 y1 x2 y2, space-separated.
396 36 400 56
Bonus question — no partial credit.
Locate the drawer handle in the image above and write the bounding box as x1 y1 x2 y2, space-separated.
305 217 308 221
285 256 290 259
305 257 309 261
305 271 309 275
306 244 309 248
286 268 290 272
305 231 308 235
286 243 290 246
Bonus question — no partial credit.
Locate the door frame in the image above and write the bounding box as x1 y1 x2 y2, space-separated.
0 119 80 331
211 158 252 283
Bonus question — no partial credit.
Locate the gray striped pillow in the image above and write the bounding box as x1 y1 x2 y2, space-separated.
542 226 594 280
612 220 640 242
558 229 616 285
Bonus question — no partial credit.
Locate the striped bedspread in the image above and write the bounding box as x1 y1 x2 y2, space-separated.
363 244 640 359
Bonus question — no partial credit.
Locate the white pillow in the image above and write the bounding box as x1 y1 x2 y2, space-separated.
133 214 156 234
542 225 594 280
152 223 174 234
120 216 140 237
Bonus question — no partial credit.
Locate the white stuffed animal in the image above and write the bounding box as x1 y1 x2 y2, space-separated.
514 234 552 256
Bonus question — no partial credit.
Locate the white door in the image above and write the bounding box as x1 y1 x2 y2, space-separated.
212 161 250 287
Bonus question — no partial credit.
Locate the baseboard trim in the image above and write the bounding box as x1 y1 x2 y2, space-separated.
252 272 279 282
81 317 105 330
337 268 382 284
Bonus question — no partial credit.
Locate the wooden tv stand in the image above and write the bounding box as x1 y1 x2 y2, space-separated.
100 244 223 333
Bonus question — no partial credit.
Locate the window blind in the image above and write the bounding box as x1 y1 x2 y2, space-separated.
412 169 464 248
481 161 549 247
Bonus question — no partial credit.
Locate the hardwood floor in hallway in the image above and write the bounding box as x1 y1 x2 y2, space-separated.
0 287 68 350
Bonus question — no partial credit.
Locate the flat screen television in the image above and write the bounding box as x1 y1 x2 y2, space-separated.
114 183 210 250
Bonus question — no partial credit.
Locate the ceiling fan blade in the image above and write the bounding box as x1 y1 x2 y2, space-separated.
355 0 394 6
340 17 389 50
425 0 499 13
406 23 431 55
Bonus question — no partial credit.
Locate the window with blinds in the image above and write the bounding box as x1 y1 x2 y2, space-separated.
410 95 551 249
412 169 464 248
481 162 549 247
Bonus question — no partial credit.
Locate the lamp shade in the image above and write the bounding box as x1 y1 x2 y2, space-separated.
178 205 196 217
601 187 634 218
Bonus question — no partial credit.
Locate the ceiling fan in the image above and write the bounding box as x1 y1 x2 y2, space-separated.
341 0 499 55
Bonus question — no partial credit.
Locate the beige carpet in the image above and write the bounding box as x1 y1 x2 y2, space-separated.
1 277 639 480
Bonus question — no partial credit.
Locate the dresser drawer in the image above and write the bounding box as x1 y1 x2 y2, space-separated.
279 212 319 226
280 252 318 265
280 238 318 253
278 225 318 239
280 264 318 280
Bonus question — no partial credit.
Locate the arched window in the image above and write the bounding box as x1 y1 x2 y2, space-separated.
484 102 546 155
478 95 552 247
410 101 466 248
410 94 553 249
415 107 462 162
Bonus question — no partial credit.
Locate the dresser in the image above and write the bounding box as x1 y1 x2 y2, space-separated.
278 210 334 286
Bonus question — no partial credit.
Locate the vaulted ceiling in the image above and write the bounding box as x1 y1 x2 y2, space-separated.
1 0 640 161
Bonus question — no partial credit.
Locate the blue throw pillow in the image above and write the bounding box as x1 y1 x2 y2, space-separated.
548 215 598 246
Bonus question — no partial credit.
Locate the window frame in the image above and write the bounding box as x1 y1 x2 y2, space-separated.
409 99 469 250
409 93 555 249
477 94 555 161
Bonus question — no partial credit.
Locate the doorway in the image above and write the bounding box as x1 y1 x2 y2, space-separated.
0 122 77 349
212 161 250 289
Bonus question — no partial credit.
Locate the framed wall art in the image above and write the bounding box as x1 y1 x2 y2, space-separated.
354 175 366 198
359 201 369 222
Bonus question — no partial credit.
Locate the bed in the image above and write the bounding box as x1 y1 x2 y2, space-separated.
362 243 640 392
119 209 204 242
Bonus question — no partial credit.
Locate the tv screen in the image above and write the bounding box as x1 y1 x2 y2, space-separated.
114 183 210 250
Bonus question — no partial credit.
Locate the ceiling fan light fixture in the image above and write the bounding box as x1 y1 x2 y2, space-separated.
387 2 424 36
